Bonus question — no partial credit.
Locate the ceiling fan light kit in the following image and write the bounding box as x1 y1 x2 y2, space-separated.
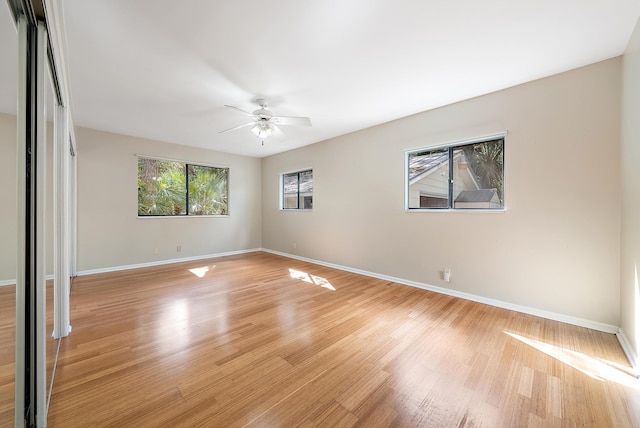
250 121 276 139
221 98 312 144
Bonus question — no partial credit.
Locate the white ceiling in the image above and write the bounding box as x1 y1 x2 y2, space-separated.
3 2 640 158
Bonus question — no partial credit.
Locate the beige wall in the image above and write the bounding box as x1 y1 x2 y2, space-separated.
76 127 262 272
0 113 16 282
262 58 622 327
2 57 625 332
620 19 640 360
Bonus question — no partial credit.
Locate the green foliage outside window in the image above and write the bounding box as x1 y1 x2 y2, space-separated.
187 165 228 215
138 158 228 216
462 139 504 203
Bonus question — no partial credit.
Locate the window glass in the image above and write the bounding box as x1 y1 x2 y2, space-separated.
283 172 300 209
138 158 186 215
408 147 449 208
298 170 313 209
282 169 313 210
187 165 228 215
407 138 504 210
138 157 229 216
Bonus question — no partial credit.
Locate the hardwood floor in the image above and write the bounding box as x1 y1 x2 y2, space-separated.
5 251 640 426
0 284 16 425
0 282 57 426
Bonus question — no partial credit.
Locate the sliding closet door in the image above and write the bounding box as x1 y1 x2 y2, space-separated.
15 18 49 427
68 139 76 278
15 15 28 426
45 59 59 418
11 0 73 425
53 99 71 340
0 1 18 425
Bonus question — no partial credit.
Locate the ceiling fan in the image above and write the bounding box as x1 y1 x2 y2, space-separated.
220 98 312 141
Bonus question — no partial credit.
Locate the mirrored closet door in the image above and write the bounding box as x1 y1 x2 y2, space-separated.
0 1 18 425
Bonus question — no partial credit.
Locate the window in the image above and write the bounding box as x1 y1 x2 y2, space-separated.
406 136 504 210
282 169 313 210
137 157 228 216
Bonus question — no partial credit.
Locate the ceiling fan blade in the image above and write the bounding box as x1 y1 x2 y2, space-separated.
224 105 255 117
219 122 254 134
271 116 312 126
272 124 284 136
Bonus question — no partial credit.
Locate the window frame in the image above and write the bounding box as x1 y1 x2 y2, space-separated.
405 134 505 212
137 155 230 218
280 168 313 210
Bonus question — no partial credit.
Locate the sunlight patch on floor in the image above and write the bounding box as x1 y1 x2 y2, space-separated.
188 265 216 278
156 299 191 353
504 331 639 390
289 268 336 291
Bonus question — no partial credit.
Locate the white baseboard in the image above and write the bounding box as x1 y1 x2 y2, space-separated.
7 248 634 367
617 329 639 373
0 274 54 287
263 249 620 334
76 248 262 277
8 248 620 334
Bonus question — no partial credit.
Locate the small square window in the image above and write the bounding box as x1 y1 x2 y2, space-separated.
282 169 313 210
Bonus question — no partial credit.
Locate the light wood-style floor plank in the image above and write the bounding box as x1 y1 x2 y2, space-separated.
5 252 640 427
0 284 16 425
1 281 57 427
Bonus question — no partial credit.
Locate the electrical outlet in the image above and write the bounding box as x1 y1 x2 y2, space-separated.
176 245 182 252
153 247 159 255
292 242 297 249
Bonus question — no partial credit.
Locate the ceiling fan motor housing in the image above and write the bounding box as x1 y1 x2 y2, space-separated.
253 108 272 119
220 97 311 140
